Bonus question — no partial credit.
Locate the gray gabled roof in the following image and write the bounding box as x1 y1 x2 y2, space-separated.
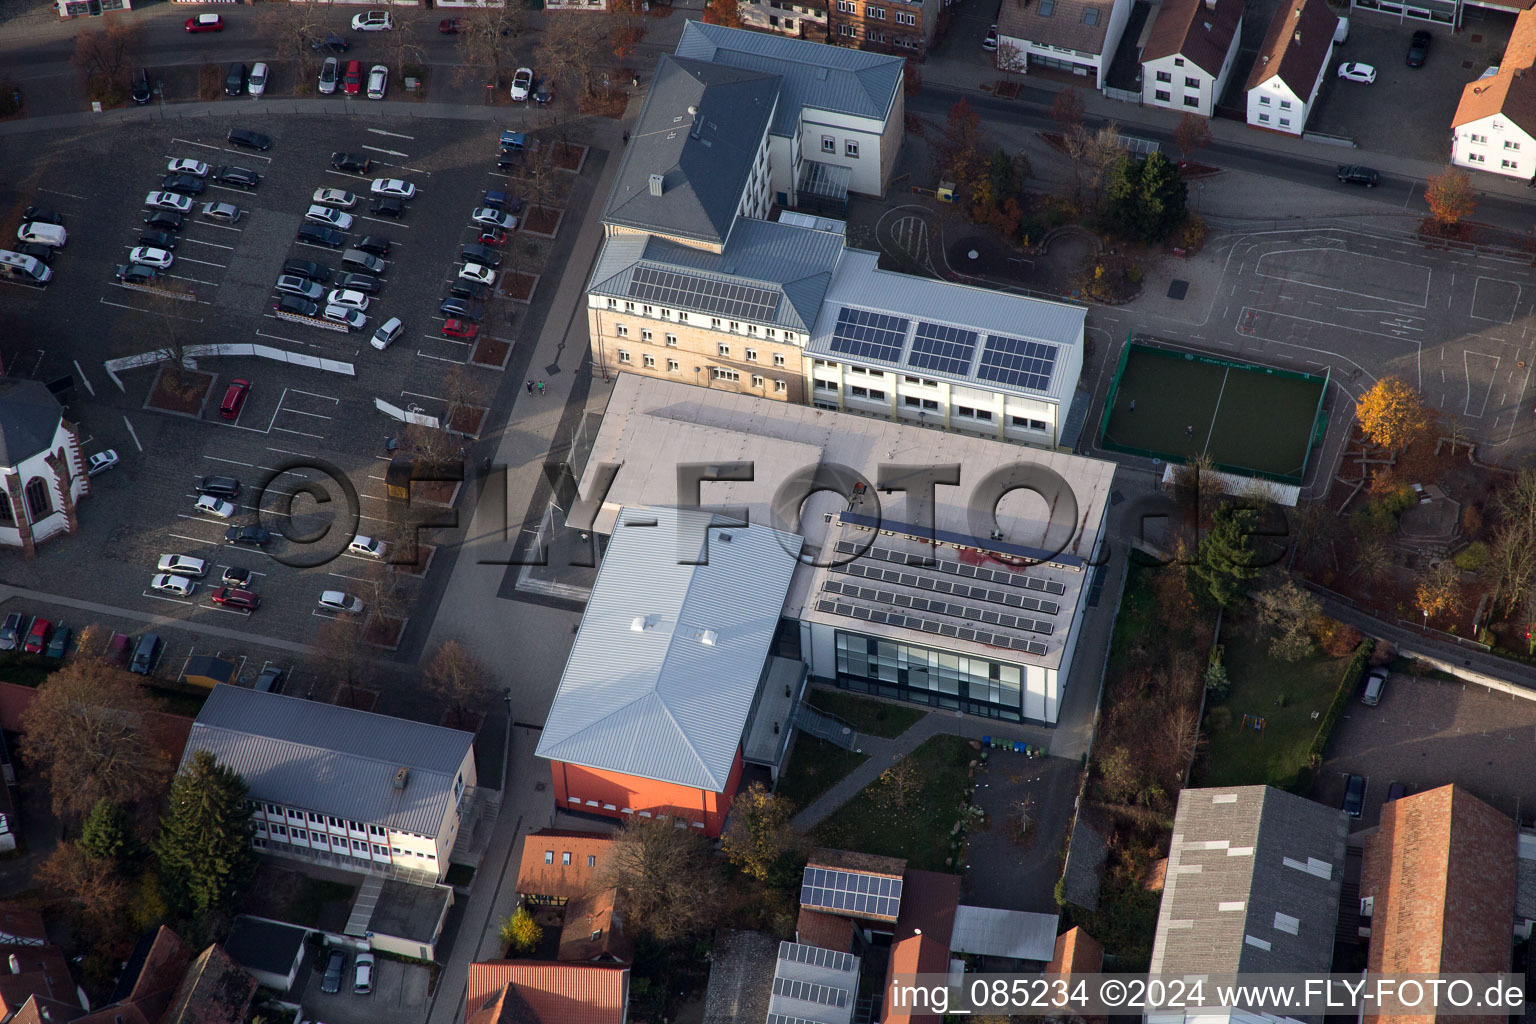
535 507 803 792
181 686 475 837
0 379 62 466
602 55 779 247
586 218 844 333
676 22 904 138
1150 786 1348 978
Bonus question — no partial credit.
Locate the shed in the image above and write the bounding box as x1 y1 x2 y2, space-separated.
948 906 1059 962
183 656 235 689
223 915 308 992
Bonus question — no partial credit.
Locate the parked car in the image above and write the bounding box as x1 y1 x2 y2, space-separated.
283 258 331 282
439 297 485 321
313 188 358 209
1361 667 1387 706
471 207 515 230
482 190 523 214
248 62 269 96
223 566 252 587
370 316 403 350
338 272 380 295
17 242 55 264
139 229 177 251
331 152 373 175
0 613 22 651
306 204 354 230
211 587 260 610
438 17 462 32
355 235 392 257
161 173 205 196
370 178 417 199
459 262 495 286
366 64 388 100
1385 781 1407 802
144 210 183 232
319 591 364 614
983 24 998 50
319 56 339 94
277 274 324 300
348 535 389 559
351 9 392 31
354 953 375 995
115 264 157 285
195 495 237 519
227 128 271 150
129 633 161 675
128 246 173 269
327 288 369 312
132 67 152 104
157 554 207 577
220 378 250 419
196 476 241 498
255 664 284 692
298 224 346 248
167 158 209 178
223 63 247 97
449 279 489 301
1407 29 1431 66
87 450 118 475
321 950 347 994
22 618 50 655
276 295 319 317
146 191 193 213
185 13 223 32
510 67 533 101
442 318 479 340
369 196 404 218
150 573 196 597
45 625 70 660
1337 61 1377 83
1342 773 1366 818
1337 165 1380 187
213 165 261 189
105 631 131 668
461 243 502 268
323 304 366 331
534 77 552 105
312 33 349 52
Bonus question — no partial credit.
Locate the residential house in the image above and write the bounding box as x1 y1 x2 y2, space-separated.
536 508 804 836
0 903 83 1024
1452 7 1536 180
181 685 477 882
1360 784 1516 1023
516 830 629 963
994 0 1135 90
1140 0 1243 116
883 870 961 1024
0 378 93 555
827 0 938 58
741 0 830 41
56 0 130 19
1245 0 1340 136
465 961 630 1024
1146 785 1348 1024
158 945 257 1024
75 925 192 1024
1047 928 1104 1024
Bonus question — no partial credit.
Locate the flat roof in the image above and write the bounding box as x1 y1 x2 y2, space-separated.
368 879 453 943
223 916 307 977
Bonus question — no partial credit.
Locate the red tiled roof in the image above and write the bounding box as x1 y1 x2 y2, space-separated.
795 908 855 953
1141 0 1243 78
884 870 962 1024
1047 926 1103 975
466 961 629 1024
0 942 76 1016
557 888 631 964
1361 784 1517 1024
518 831 617 902
74 1005 151 1024
1244 0 1339 97
6 994 88 1024
160 945 257 1024
1454 8 1536 134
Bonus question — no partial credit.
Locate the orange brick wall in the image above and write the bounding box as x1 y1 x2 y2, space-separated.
549 751 744 837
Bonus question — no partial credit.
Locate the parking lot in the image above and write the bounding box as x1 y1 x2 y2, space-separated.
299 951 431 1024
1315 670 1536 828
0 111 590 688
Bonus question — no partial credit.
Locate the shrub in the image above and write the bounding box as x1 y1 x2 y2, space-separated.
1453 541 1488 572
1183 214 1208 252
1203 660 1231 702
1381 486 1418 515
1318 619 1364 658
197 63 221 102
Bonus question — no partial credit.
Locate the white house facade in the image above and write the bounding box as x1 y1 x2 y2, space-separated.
1140 0 1243 116
1244 0 1338 136
0 380 90 555
994 0 1133 91
1452 112 1536 177
1451 7 1536 179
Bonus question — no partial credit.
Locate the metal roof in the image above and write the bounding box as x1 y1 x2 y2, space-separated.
767 942 860 1024
181 686 475 837
948 906 1059 961
807 250 1086 403
0 379 62 466
676 22 904 138
535 507 804 792
602 55 779 247
1150 785 1348 978
587 219 844 333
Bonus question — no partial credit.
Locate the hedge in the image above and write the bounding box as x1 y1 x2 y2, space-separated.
1284 638 1374 794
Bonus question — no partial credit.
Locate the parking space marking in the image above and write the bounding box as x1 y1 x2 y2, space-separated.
182 237 236 251
36 187 88 201
265 446 313 458
168 532 218 547
272 426 326 439
207 183 253 196
415 351 465 364
219 147 273 162
367 128 414 139
356 214 409 229
283 408 333 420
294 240 341 253
193 222 243 234
175 255 228 269
100 295 208 315
206 604 254 618
172 138 221 151
363 145 407 157
424 334 470 347
401 390 445 402
167 272 219 287
203 456 258 468
142 590 195 606
123 417 143 452
326 570 374 584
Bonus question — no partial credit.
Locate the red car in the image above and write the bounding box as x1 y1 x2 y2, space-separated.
211 587 260 611
22 618 50 655
219 378 250 420
478 226 507 247
185 13 223 32
343 60 362 96
442 318 479 340
438 17 462 32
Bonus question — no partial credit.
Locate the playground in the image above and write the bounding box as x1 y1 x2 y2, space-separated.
1099 342 1329 485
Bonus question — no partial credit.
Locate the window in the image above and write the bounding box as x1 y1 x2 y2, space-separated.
815 379 838 391
713 368 740 382
545 850 554 864
1183 96 1200 107
1156 90 1171 101
0 494 11 525
1031 418 1048 431
640 328 652 342
1038 0 1053 13
665 333 677 346
1279 118 1290 127
1507 140 1523 150
839 23 856 35
1279 99 1291 110
1471 133 1487 144
618 350 631 363
23 479 49 520
1503 158 1519 169
623 301 635 312
615 324 628 337
747 324 758 335
775 380 787 393
866 29 884 41
606 297 617 309
642 354 656 368
837 0 855 8
1468 152 1485 163
784 331 797 343
1083 7 1097 23
1184 76 1199 87
1174 57 1184 66
562 851 572 865
588 855 597 867
745 347 758 361
903 396 939 410
710 317 722 328
784 18 796 28
765 328 777 340
1258 112 1270 123
773 353 786 366
292 828 308 842
667 359 680 371
752 374 764 388
287 809 302 819
717 343 730 357
661 308 673 319
896 9 914 23
1259 94 1270 105
846 140 860 158
728 321 740 333
372 843 388 855
822 135 836 152
641 304 653 316
272 824 287 838
867 4 884 15
1155 71 1171 83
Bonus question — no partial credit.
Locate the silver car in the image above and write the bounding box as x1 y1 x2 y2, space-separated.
201 201 243 223
319 56 339 95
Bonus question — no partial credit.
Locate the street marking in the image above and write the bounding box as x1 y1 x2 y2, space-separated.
72 361 95 397
168 533 218 546
283 408 334 420
326 570 374 584
177 256 227 269
356 214 409 228
167 273 218 286
273 426 326 439
367 128 414 139
182 236 236 250
203 456 257 468
123 417 143 451
100 296 207 317
36 187 88 201
363 145 407 157
172 138 221 151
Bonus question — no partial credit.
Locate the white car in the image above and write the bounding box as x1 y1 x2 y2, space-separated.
248 62 268 96
370 178 416 199
471 207 515 230
327 288 369 311
1338 61 1377 83
510 67 533 102
87 450 118 476
323 304 366 330
166 158 209 177
319 590 364 614
351 9 392 30
459 262 496 286
201 201 242 223
128 246 173 269
146 191 193 213
348 535 390 559
319 56 339 95
306 204 354 230
313 188 358 209
366 64 388 100
370 316 403 351
157 554 207 577
150 573 196 597
194 494 236 519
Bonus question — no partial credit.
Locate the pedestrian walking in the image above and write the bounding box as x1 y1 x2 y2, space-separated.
537 381 546 395
526 380 534 394
1129 399 1136 412
622 130 630 145
1186 424 1194 436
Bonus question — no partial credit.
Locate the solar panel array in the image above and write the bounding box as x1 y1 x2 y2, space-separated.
827 307 910 363
976 334 1058 392
840 541 1068 596
767 1015 830 1024
801 865 903 919
771 976 850 1008
906 321 978 376
627 265 780 322
815 599 1051 657
778 942 857 974
833 561 1061 617
824 580 1054 636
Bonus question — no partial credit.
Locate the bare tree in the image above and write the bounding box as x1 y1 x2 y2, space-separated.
422 639 494 727
260 0 327 82
518 141 561 217
442 365 488 433
1172 113 1211 161
1485 523 1535 616
70 15 144 92
1354 540 1393 587
879 753 923 810
36 842 129 941
308 615 368 697
536 13 607 98
385 7 429 80
600 816 723 942
453 5 527 89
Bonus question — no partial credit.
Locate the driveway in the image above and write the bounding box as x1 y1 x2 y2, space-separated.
965 754 1079 913
301 954 430 1024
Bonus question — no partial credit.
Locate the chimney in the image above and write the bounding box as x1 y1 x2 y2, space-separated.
1203 19 1212 29
6 954 17 974
1294 29 1302 44
648 173 664 197
1204 0 1216 8
393 766 410 789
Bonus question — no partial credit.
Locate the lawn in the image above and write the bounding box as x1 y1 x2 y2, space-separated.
1197 616 1352 789
241 864 355 930
807 688 925 738
776 736 868 813
809 734 973 871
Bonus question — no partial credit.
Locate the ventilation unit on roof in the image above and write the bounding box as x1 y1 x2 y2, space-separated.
393 767 410 790
718 532 733 543
700 629 719 646
632 615 656 631
648 173 665 197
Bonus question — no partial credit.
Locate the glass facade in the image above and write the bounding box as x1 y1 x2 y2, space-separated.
833 630 1024 720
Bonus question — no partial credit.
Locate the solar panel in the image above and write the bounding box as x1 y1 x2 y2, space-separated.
907 321 979 375
778 942 856 973
800 867 903 918
976 334 1058 392
772 976 850 1008
828 307 909 363
628 265 780 322
768 1015 828 1024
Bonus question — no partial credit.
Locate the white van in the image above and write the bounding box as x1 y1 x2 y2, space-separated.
0 250 51 287
1334 17 1350 44
16 222 66 248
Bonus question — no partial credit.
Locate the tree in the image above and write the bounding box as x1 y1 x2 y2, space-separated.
536 13 607 98
1172 113 1211 161
601 816 722 942
1493 468 1536 533
1252 579 1322 661
1048 87 1084 129
452 4 527 89
1096 747 1138 803
385 7 428 81
307 615 368 696
1189 505 1261 607
260 0 327 83
1102 151 1187 243
20 658 169 824
995 39 1026 74
879 753 923 810
1062 121 1121 205
1355 376 1431 452
36 842 128 938
1415 561 1462 622
1485 523 1535 616
79 798 134 866
500 907 542 954
904 57 922 97
941 98 988 203
702 0 744 26
154 749 255 917
1423 166 1475 228
721 783 802 883
1354 540 1393 586
70 16 144 98
423 639 494 727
